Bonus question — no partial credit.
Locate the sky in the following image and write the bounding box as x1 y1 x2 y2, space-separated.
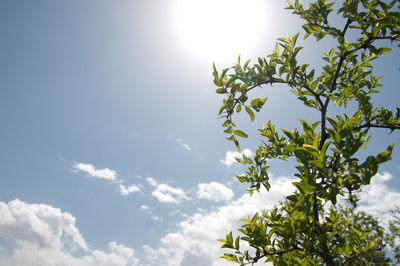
0 0 399 265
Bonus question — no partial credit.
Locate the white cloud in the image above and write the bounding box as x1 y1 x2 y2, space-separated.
0 199 139 266
220 148 252 167
109 241 135 261
119 184 141 196
0 199 88 252
357 172 400 223
72 163 117 181
152 184 190 204
197 182 234 202
146 177 158 187
72 163 143 198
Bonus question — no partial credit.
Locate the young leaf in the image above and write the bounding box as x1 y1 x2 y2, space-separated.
234 130 248 138
245 106 255 121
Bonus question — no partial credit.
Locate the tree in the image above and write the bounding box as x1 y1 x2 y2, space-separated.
213 0 400 264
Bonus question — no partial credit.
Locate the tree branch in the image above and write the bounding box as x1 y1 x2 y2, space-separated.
319 18 353 150
246 246 302 264
353 123 400 131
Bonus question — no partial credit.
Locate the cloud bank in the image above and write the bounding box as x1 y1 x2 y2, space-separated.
0 199 139 266
2 172 399 266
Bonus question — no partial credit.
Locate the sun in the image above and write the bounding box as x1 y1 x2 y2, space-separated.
174 0 267 62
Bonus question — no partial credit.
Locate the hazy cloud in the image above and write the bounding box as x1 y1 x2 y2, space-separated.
139 205 163 222
140 205 150 211
177 138 192 152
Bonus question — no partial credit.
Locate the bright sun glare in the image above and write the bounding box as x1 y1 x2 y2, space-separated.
174 0 267 61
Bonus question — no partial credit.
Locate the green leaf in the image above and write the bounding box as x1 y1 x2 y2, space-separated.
222 120 230 127
284 144 296 152
216 88 227 94
220 68 229 79
293 181 315 195
291 32 300 45
234 130 248 138
227 231 233 244
293 176 316 195
212 62 218 78
245 106 255 121
224 126 233 134
243 59 251 70
221 254 238 262
250 97 268 111
234 236 240 249
378 47 392 55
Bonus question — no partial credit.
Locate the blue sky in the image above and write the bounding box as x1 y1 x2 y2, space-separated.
0 0 399 265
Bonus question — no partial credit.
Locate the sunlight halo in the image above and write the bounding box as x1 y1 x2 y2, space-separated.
174 0 267 62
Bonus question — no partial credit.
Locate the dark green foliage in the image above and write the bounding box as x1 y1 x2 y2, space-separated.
389 206 400 264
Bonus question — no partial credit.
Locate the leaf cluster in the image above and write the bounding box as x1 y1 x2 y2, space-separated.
219 205 391 265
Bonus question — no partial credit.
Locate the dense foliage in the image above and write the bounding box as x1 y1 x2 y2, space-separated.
213 0 400 264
